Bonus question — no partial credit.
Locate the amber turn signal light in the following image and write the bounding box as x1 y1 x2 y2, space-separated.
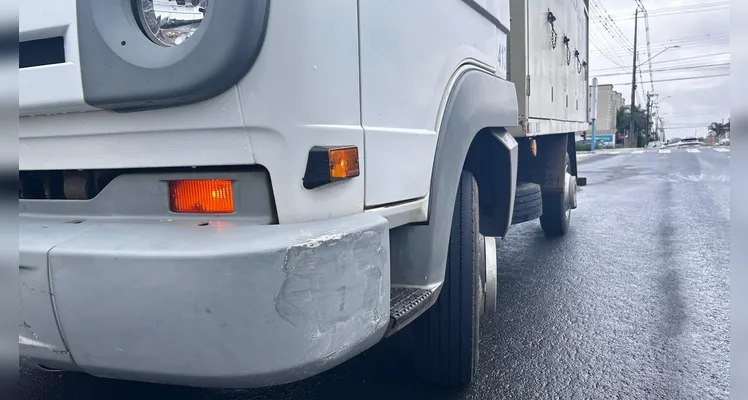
169 179 234 214
303 146 360 189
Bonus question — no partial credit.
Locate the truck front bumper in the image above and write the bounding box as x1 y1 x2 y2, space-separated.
19 213 390 388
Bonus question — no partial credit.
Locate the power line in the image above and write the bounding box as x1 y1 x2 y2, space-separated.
664 126 717 130
589 29 629 67
589 33 730 56
661 110 730 116
643 52 730 65
589 0 630 48
591 52 730 71
646 32 729 45
665 123 719 127
588 22 631 69
590 37 730 58
593 62 730 77
595 2 729 20
589 22 631 66
589 0 634 53
596 1 729 16
591 34 730 51
603 5 729 21
592 33 730 53
603 73 730 86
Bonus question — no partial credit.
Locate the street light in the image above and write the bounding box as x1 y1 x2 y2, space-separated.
654 95 671 105
638 45 680 67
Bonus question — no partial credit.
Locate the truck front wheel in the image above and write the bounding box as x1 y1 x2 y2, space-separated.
539 152 574 236
413 170 481 387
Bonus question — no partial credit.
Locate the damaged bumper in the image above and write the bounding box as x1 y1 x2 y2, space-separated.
19 213 390 388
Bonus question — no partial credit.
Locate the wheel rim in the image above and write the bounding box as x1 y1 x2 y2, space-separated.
569 176 578 209
483 236 498 315
563 167 572 219
477 234 486 316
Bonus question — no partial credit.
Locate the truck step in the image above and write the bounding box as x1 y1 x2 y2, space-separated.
385 287 436 337
511 182 543 225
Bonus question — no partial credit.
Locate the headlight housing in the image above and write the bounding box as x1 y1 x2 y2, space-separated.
78 0 269 111
136 0 208 47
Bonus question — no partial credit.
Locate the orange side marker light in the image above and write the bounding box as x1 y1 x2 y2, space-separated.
169 180 234 214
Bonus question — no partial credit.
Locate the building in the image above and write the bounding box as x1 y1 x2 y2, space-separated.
613 91 624 112
588 84 624 146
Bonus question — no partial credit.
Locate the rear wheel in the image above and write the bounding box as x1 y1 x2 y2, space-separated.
540 152 573 236
511 182 543 225
413 170 481 387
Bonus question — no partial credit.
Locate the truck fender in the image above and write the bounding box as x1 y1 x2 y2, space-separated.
389 67 518 288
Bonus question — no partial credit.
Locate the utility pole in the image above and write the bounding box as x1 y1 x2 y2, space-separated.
645 93 653 143
629 7 639 148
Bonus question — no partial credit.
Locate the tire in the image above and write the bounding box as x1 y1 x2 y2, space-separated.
413 170 481 387
539 153 571 236
511 182 543 224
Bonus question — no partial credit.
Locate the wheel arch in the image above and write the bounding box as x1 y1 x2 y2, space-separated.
389 67 518 289
464 128 518 238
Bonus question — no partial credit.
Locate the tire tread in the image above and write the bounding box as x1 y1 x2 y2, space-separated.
413 170 480 387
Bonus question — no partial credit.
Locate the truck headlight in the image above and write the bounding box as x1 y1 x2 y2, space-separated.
136 0 208 47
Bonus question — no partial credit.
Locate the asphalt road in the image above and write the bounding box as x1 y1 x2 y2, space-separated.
20 147 731 399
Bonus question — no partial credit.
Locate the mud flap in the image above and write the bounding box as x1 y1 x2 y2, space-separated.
534 134 568 194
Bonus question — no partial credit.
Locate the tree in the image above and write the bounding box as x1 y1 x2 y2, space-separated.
616 105 652 142
708 122 727 139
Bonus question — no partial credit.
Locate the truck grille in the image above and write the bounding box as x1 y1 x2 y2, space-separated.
20 37 65 69
19 170 119 200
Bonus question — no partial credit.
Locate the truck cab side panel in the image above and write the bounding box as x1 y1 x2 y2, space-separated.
359 0 511 208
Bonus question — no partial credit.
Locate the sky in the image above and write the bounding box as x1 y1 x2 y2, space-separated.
588 0 730 139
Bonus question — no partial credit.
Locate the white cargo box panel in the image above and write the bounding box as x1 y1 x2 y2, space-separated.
508 0 589 136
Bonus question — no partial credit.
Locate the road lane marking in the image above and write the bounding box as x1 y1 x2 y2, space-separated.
632 150 644 154
609 151 621 155
687 148 700 153
714 148 730 152
659 149 670 154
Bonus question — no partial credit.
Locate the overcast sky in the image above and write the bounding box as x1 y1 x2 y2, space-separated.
589 0 730 139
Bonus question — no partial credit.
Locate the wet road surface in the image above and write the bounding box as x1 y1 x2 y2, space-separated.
21 148 730 399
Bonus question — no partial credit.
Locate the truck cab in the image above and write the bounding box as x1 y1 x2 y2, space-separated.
20 0 587 388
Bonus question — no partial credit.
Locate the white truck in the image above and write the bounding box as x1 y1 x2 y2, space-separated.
19 0 588 389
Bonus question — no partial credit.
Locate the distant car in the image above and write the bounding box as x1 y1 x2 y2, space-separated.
646 141 662 148
673 138 703 148
717 138 730 147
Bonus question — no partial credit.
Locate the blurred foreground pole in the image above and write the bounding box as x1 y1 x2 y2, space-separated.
590 78 598 151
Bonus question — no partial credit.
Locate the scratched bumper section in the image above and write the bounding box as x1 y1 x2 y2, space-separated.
19 213 390 388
